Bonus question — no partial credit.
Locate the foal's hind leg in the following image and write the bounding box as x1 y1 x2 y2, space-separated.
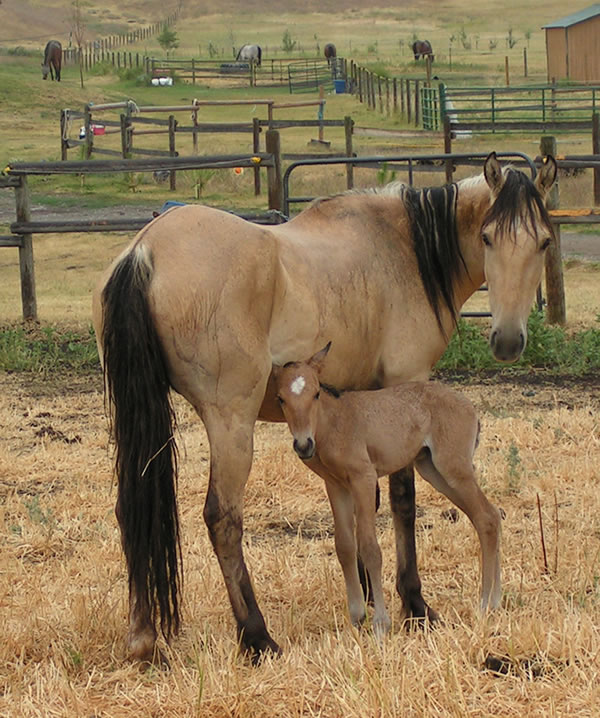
415 452 502 612
389 466 439 624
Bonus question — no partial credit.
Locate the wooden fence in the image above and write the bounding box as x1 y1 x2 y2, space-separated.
0 140 284 321
62 12 179 71
60 100 354 194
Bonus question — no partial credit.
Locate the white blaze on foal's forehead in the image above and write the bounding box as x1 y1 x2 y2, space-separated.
290 375 306 395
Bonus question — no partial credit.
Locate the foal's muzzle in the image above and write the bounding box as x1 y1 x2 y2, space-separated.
293 437 315 460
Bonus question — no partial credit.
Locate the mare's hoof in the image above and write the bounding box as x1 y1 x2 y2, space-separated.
403 604 440 631
241 634 282 665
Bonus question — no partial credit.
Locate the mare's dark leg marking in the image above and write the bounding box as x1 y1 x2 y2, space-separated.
204 486 280 661
389 465 438 624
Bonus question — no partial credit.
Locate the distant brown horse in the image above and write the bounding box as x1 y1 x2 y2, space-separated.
274 343 502 637
324 43 337 65
41 40 62 81
93 153 556 663
412 39 434 62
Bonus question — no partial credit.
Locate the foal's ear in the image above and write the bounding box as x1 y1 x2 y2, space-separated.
535 155 558 200
483 152 504 194
308 341 332 371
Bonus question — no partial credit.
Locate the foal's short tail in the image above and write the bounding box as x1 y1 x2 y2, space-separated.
101 246 181 639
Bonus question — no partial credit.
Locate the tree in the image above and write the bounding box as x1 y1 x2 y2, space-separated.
158 25 179 58
70 0 86 89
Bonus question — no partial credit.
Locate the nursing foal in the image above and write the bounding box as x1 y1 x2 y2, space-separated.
274 344 501 636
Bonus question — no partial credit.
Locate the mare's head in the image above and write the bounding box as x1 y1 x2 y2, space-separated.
273 343 331 460
480 152 557 362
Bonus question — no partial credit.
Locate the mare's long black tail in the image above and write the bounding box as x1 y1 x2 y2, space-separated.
101 246 181 639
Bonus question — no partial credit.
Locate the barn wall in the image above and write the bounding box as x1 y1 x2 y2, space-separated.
546 27 568 82
568 16 600 82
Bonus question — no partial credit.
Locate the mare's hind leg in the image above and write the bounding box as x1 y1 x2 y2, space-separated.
415 452 502 612
389 466 439 624
202 404 280 659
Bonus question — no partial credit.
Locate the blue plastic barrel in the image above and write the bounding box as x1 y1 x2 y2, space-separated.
334 78 346 94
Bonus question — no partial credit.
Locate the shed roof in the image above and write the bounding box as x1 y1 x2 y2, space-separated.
543 4 600 28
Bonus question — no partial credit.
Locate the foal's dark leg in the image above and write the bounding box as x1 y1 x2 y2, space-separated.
389 465 438 624
357 481 380 603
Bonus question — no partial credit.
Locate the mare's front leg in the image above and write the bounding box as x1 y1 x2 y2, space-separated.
389 465 439 624
202 406 280 660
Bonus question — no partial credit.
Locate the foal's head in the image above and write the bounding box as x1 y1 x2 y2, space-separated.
480 152 557 362
273 343 331 460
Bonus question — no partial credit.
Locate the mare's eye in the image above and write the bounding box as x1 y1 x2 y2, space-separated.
315 391 320 400
540 237 551 251
482 232 492 247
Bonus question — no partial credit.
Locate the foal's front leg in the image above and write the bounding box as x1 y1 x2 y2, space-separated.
351 473 390 637
324 479 365 626
389 465 439 624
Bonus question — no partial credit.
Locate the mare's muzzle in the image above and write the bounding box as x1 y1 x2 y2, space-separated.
489 326 526 363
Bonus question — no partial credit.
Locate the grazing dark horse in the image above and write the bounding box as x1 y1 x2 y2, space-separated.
412 39 434 62
41 40 62 81
236 44 262 66
324 43 337 65
93 153 557 663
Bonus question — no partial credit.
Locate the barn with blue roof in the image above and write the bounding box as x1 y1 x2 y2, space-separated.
543 5 600 82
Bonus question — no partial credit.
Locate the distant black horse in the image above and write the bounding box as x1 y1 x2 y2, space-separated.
324 43 337 65
412 39 434 62
42 40 62 81
236 44 262 67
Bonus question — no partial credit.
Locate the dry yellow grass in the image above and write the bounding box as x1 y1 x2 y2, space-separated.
0 370 599 717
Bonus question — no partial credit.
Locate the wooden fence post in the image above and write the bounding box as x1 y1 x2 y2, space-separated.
523 48 528 77
444 115 453 183
15 177 37 321
60 110 68 160
593 113 600 205
192 99 199 154
253 117 261 196
344 115 354 189
505 56 510 86
84 106 93 159
169 115 177 191
540 135 566 324
266 129 282 212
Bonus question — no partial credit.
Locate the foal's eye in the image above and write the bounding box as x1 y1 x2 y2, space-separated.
315 391 320 400
276 395 284 406
540 237 551 251
482 232 492 247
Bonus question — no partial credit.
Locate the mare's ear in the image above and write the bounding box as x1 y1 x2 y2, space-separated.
308 341 332 372
483 152 504 194
535 155 558 200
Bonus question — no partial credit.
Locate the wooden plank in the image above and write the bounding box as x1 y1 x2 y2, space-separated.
0 236 23 247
